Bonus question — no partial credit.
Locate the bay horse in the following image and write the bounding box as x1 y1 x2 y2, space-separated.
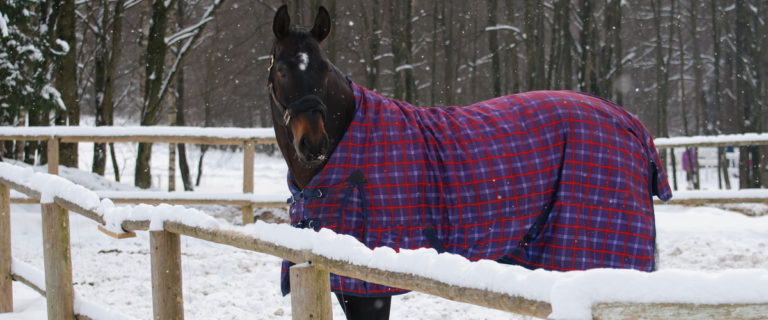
267 5 672 320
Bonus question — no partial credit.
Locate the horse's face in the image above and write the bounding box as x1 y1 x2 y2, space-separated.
269 5 333 166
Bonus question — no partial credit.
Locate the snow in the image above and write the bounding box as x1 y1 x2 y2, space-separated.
40 84 65 110
484 24 521 33
98 200 220 232
654 132 768 147
3 143 768 319
54 39 70 54
672 189 768 200
17 45 43 62
395 64 414 72
94 190 286 203
0 162 99 207
0 13 8 37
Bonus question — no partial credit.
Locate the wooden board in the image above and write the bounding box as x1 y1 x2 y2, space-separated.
97 225 137 239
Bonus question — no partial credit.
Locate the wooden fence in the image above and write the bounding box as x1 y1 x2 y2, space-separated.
653 132 768 207
2 127 768 319
0 126 281 224
2 165 766 320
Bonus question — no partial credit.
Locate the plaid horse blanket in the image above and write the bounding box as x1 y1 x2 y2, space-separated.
281 82 672 297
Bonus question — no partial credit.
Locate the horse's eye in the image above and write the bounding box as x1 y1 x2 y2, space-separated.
277 66 287 78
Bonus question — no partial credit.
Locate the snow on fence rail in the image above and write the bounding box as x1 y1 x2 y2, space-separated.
0 126 282 224
2 165 768 319
654 132 768 148
5 126 768 215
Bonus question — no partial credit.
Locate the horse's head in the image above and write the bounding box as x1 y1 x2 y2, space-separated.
268 5 337 167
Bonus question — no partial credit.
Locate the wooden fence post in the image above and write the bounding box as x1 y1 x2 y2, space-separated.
290 263 332 320
0 184 12 313
47 137 59 175
41 202 74 319
242 140 255 225
150 230 184 320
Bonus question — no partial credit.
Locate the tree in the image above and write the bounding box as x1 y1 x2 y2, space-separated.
487 0 501 97
547 0 573 90
1 0 66 163
91 0 125 179
734 0 761 188
388 0 417 103
174 0 194 191
1 2 67 115
689 0 704 189
525 0 545 90
134 0 226 189
52 0 78 168
357 0 382 92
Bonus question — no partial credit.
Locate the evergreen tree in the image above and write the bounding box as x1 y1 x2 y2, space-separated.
0 1 66 126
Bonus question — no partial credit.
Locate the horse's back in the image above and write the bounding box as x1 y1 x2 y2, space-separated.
389 90 670 270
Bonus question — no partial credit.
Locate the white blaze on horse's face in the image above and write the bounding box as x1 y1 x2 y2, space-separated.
298 52 309 71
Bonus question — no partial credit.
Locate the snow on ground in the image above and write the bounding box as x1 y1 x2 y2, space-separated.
2 142 768 319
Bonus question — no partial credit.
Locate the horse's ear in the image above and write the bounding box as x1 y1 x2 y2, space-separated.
311 6 331 43
273 5 290 40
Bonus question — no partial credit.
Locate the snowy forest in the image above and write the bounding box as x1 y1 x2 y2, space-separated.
1 0 767 189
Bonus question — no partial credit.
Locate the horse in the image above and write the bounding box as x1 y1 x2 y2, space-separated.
267 5 672 320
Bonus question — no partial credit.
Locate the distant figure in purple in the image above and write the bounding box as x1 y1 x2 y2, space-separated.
682 148 697 190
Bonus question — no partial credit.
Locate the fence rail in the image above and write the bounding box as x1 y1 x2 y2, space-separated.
2 162 768 319
0 126 281 224
3 127 768 319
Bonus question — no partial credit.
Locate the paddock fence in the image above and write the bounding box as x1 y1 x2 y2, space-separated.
2 163 767 320
1 127 768 320
653 132 768 208
0 126 284 224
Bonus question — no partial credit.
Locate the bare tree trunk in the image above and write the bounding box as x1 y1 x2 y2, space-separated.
389 0 415 102
53 0 78 168
602 0 622 102
548 0 572 90
359 0 381 92
505 1 520 94
525 0 545 90
175 0 193 191
470 12 478 102
690 0 703 189
93 0 124 176
651 0 671 179
136 0 173 189
135 0 226 189
403 0 417 104
735 0 760 188
578 0 597 93
429 0 440 106
488 0 501 97
442 0 456 105
711 0 731 189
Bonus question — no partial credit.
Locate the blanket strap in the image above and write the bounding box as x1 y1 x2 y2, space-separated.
287 187 326 204
497 151 566 267
648 159 658 271
339 170 368 238
423 226 446 254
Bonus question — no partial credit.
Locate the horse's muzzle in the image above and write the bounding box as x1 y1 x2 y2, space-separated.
297 132 330 165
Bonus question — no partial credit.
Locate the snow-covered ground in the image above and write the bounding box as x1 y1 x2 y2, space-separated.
2 142 767 319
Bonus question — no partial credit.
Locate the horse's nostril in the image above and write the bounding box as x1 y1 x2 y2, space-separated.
321 134 330 151
299 135 309 150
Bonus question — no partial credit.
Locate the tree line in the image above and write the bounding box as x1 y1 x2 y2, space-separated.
1 0 767 190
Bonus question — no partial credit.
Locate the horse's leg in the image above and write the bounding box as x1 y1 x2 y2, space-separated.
335 293 391 320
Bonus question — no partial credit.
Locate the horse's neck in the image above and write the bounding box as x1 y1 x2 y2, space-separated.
281 68 355 190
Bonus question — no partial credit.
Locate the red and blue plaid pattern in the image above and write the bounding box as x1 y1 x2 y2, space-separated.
281 83 672 297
